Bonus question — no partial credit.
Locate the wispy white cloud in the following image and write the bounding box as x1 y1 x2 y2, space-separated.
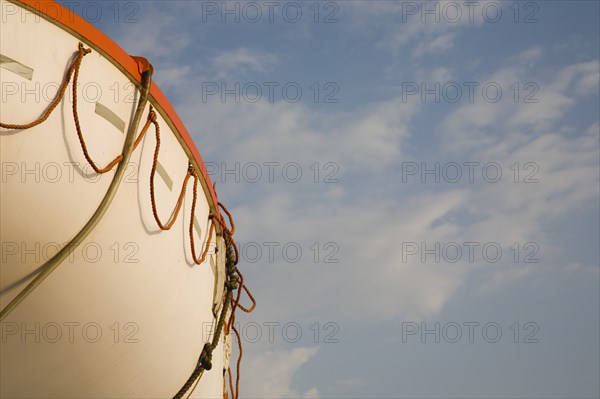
432 55 600 289
440 55 599 150
182 94 420 175
115 4 192 59
412 33 456 58
110 2 598 365
183 53 598 325
154 64 193 90
230 189 471 322
345 0 496 60
515 46 544 65
552 60 600 96
212 48 279 79
430 67 455 83
242 347 320 398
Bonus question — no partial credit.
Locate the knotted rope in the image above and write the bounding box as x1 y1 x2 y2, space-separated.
174 204 256 399
1 43 90 130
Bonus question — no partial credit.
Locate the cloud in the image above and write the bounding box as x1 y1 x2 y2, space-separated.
225 187 473 323
344 0 496 60
515 46 544 65
115 3 192 60
430 67 455 83
440 57 599 152
154 64 193 90
412 33 456 58
155 97 472 320
242 347 319 398
212 48 279 79
552 60 600 97
172 49 598 325
113 9 598 327
431 58 599 291
180 94 420 175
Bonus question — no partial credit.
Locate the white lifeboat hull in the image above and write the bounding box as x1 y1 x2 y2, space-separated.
0 1 230 397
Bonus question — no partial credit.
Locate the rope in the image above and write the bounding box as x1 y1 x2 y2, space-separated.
70 44 125 174
0 43 123 174
215 205 256 399
131 108 215 263
185 370 204 399
227 368 234 399
189 169 215 265
224 275 255 399
206 203 256 399
174 213 256 399
144 110 194 231
218 202 235 236
0 43 90 130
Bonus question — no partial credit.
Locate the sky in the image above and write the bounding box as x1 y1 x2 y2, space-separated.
59 1 599 397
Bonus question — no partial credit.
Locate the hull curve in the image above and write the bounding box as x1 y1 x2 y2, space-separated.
0 1 245 398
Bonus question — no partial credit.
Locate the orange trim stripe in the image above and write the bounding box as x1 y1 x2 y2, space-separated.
15 0 220 214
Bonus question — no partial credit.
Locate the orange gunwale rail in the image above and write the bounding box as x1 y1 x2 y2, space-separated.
13 0 221 221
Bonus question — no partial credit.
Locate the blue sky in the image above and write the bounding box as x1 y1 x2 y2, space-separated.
66 1 600 397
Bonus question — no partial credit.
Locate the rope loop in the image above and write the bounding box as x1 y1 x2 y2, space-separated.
1 43 90 131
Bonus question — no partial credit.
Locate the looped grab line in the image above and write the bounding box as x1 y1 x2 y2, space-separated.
71 44 124 174
0 43 90 131
144 108 194 231
218 202 235 236
136 108 215 265
189 169 215 265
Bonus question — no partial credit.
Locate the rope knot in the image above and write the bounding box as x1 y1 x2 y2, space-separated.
78 42 92 55
199 343 213 370
149 110 157 123
226 277 239 290
187 163 195 175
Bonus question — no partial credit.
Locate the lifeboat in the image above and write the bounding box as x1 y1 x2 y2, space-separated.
0 1 254 397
